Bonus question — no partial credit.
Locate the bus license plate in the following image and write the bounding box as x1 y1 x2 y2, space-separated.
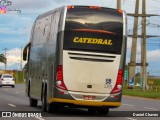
83 95 96 100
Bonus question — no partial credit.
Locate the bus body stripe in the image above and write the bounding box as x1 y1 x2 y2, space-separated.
48 98 121 107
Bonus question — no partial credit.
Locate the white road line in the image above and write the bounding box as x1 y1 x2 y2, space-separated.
16 92 20 93
126 117 137 120
122 104 135 107
144 107 158 110
35 117 45 120
8 103 16 107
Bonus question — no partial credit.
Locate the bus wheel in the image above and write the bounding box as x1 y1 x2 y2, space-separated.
47 103 61 113
97 107 109 115
42 88 47 112
46 103 53 113
29 83 38 107
29 98 38 107
88 108 97 114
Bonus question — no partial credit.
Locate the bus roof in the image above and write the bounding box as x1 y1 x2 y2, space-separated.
36 5 123 20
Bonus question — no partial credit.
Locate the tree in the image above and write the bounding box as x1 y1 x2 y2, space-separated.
125 64 128 70
0 54 6 64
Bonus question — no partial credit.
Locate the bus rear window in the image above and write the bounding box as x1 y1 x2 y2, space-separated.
63 6 123 54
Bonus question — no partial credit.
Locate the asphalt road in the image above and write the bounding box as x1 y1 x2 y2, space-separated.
0 84 159 120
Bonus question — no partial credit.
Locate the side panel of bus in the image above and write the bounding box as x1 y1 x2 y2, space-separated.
28 9 62 101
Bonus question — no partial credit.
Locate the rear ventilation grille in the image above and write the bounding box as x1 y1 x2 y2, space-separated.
68 52 116 62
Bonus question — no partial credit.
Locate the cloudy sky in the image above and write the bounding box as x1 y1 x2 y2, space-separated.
0 0 160 76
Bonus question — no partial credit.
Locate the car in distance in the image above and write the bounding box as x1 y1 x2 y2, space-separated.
0 74 15 88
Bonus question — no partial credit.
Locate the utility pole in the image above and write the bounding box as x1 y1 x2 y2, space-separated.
3 48 9 70
128 0 160 90
141 0 147 90
128 0 139 85
117 0 121 9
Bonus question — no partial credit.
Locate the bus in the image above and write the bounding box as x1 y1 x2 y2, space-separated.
23 5 127 114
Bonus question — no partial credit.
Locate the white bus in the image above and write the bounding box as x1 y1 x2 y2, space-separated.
23 5 127 114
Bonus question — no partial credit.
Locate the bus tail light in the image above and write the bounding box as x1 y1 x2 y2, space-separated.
117 9 123 14
111 69 123 94
89 6 101 10
56 65 67 91
1 78 3 81
67 6 74 9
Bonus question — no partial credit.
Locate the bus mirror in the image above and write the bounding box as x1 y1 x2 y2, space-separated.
23 42 30 61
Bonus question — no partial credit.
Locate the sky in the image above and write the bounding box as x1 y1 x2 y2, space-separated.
0 0 160 76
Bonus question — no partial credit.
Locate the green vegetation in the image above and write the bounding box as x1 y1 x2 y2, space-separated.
123 88 160 99
0 54 6 64
123 77 160 99
135 77 160 85
14 71 25 84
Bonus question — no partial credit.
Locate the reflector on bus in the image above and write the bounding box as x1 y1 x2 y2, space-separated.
67 6 74 9
89 6 101 10
117 9 123 14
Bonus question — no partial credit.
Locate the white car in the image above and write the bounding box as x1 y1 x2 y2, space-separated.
0 74 15 88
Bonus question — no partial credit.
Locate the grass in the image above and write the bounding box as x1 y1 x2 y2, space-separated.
123 88 160 99
15 80 25 84
123 77 160 99
14 71 25 84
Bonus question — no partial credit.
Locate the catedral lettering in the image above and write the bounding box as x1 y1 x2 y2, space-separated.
73 37 113 45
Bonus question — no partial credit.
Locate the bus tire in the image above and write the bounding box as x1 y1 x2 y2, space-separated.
28 82 30 97
28 82 38 107
41 86 56 113
46 103 56 113
97 107 109 115
29 98 38 107
42 86 47 112
47 103 61 113
88 108 97 114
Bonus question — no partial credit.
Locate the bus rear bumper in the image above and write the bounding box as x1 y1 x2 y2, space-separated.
48 98 121 107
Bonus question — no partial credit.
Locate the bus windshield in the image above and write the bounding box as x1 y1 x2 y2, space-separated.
64 6 123 54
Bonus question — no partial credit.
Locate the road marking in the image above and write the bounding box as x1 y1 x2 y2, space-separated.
16 92 20 93
126 117 137 120
144 107 158 110
35 117 45 120
8 103 16 107
122 104 134 107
